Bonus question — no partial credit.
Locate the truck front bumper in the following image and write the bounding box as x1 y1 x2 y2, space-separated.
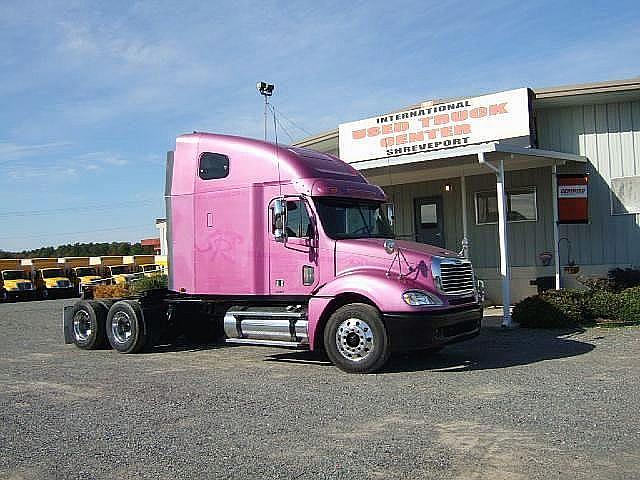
383 305 482 352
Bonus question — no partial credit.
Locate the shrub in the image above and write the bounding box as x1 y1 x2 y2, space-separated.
617 286 640 323
514 285 640 328
577 275 612 292
608 268 640 292
130 274 168 294
94 284 130 299
540 289 589 324
512 295 575 328
585 290 620 321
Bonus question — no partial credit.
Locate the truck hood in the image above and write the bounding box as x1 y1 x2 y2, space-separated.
44 277 71 287
78 275 101 283
2 279 33 290
335 238 461 290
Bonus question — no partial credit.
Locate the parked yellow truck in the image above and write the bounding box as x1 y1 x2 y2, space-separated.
131 255 162 278
99 257 135 285
31 258 74 299
0 259 35 302
64 257 102 296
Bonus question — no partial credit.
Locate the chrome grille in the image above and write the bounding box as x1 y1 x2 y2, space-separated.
18 282 32 291
57 280 70 288
439 261 475 295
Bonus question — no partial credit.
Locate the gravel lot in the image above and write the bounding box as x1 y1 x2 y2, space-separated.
1 298 639 480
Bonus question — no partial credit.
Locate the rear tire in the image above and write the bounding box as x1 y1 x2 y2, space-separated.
70 300 108 349
106 300 151 353
324 303 390 374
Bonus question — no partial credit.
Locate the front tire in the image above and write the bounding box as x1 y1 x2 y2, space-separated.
71 300 108 349
324 303 390 373
41 288 49 300
106 300 151 353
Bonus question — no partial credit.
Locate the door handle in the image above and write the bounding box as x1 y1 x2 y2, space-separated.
207 212 213 228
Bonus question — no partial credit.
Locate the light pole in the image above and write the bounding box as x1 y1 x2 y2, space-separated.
256 81 275 141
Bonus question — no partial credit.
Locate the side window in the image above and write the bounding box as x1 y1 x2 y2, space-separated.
285 200 312 238
199 152 229 180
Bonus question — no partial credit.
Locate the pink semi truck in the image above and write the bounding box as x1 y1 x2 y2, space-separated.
63 133 482 373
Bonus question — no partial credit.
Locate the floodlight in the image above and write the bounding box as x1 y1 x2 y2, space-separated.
257 81 275 96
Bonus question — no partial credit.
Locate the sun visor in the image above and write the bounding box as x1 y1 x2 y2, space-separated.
310 179 387 201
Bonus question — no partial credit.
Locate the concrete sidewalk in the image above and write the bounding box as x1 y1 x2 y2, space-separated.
482 306 512 327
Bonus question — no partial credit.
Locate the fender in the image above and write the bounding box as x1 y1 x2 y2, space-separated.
307 268 427 350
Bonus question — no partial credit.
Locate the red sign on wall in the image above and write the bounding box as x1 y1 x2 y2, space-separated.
558 175 589 224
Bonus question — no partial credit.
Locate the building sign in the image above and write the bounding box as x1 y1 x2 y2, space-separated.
339 88 534 163
558 175 589 224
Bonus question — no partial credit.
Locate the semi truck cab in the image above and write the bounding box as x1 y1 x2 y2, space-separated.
105 265 134 285
1 270 35 301
139 264 163 277
71 267 102 295
64 133 482 373
36 268 73 299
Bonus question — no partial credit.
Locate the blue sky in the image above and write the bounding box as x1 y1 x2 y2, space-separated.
1 0 639 251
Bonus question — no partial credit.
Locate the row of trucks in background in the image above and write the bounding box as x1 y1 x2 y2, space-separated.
0 255 166 302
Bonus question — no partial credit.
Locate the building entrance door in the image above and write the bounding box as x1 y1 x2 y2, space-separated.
414 196 445 247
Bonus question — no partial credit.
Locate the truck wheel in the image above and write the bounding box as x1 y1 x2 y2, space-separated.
106 300 151 353
41 288 49 300
1 290 7 302
324 303 390 374
71 300 108 349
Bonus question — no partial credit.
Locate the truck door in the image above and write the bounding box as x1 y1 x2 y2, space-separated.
268 197 319 295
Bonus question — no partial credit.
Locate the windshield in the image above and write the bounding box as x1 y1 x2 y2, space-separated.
42 268 64 278
314 197 394 240
76 268 97 276
110 266 127 275
2 270 27 280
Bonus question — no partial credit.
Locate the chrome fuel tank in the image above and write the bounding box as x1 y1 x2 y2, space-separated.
223 308 308 344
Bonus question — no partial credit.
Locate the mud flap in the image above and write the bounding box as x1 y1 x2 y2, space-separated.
62 305 74 344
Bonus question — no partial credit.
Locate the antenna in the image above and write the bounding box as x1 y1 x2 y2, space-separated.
257 81 282 196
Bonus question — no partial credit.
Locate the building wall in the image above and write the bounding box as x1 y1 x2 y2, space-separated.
537 101 640 267
382 167 556 269
296 92 640 302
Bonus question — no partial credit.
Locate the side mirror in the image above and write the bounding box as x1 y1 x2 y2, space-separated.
385 202 395 227
273 198 287 243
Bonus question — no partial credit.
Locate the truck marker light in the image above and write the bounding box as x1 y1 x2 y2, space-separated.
302 266 314 286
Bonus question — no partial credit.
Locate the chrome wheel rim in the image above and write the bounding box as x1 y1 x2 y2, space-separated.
73 310 92 341
336 317 374 362
111 311 133 344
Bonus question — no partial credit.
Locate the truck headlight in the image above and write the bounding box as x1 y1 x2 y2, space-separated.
402 290 443 306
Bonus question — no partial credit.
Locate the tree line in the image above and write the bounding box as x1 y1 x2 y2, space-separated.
0 242 155 259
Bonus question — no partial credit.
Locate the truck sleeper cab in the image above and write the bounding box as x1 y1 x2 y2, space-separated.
64 133 481 373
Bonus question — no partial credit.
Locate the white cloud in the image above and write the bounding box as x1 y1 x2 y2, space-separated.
0 141 72 162
76 151 129 167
